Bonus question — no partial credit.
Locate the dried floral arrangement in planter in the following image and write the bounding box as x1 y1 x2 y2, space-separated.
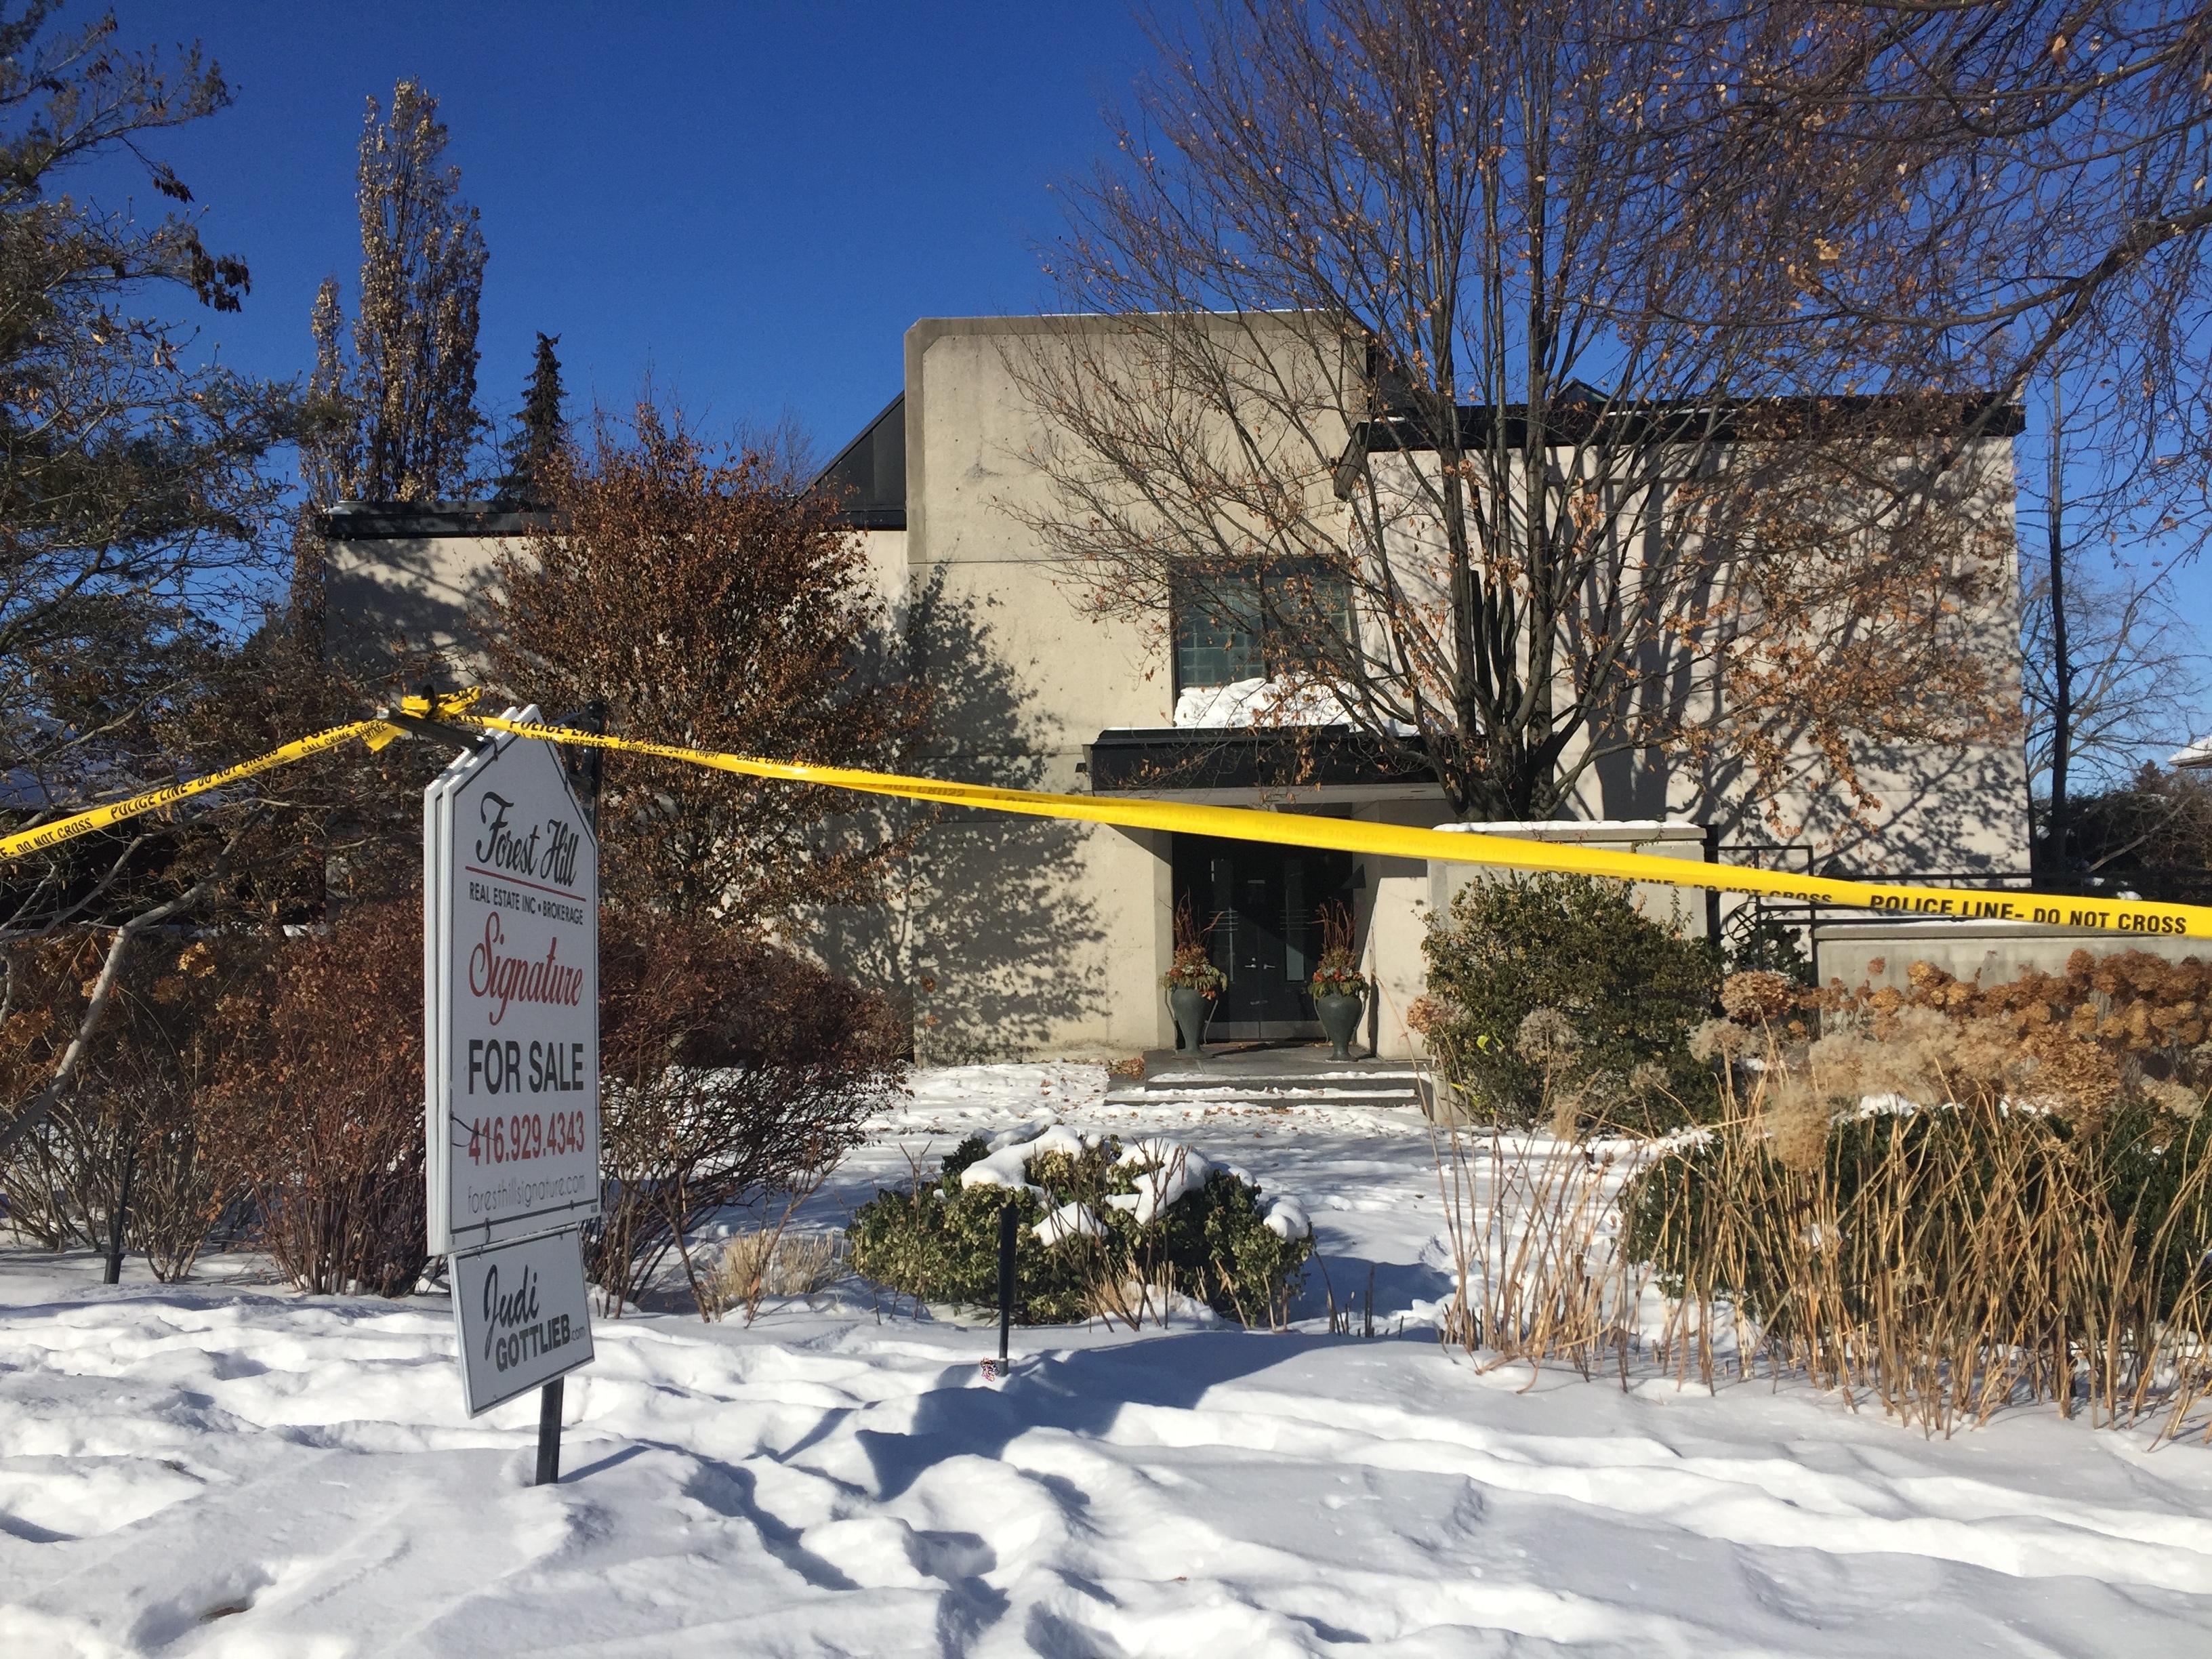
1310 901 1366 996
1160 896 1226 997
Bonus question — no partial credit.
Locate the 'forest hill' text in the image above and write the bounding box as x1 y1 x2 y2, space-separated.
474 791 583 889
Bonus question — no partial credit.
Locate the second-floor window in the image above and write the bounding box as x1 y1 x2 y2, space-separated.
1172 558 1353 692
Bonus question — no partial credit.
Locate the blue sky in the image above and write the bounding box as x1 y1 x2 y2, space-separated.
92 2 1166 462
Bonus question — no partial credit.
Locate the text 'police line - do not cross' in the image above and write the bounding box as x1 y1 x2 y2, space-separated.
426 707 600 1420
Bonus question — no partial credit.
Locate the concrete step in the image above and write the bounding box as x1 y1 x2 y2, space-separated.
1106 1092 1415 1106
1109 1044 1431 1112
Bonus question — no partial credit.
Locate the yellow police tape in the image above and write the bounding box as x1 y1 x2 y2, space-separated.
468 715 2212 943
0 720 384 863
7 699 2209 943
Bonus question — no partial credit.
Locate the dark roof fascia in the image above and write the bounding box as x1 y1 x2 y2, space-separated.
1352 392 2028 460
1087 724 1437 792
835 506 908 531
809 391 907 531
317 500 560 541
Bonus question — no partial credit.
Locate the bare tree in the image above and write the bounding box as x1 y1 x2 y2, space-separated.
1734 3 2212 807
2024 557 2206 805
2021 349 2211 874
1014 1 2212 831
302 78 487 504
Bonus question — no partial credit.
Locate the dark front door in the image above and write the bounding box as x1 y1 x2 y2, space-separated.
1172 833 1356 1037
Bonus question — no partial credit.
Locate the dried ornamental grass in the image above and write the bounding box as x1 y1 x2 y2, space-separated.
1429 1106 1650 1387
703 1227 844 1319
1406 945 2211 1441
1622 959 2212 1440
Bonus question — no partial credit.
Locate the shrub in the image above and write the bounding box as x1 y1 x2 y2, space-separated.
847 1127 1312 1327
590 912 903 1316
200 903 429 1296
1416 872 1719 1130
1859 948 2212 1085
1 932 261 1277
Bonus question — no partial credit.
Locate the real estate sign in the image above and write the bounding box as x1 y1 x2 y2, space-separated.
425 711 602 1256
449 1225 597 1416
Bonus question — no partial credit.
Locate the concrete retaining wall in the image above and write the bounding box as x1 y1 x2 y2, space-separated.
1814 920 2211 992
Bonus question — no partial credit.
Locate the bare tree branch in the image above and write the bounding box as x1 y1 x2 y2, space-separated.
0 821 246 1158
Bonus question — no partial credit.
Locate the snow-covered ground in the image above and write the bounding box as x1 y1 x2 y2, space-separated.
5 1064 2211 1656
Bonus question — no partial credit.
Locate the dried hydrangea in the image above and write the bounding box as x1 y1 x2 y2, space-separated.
1721 970 1799 1025
1516 1007 1581 1066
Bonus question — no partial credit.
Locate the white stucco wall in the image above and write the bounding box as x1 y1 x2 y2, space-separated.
894 317 2033 1061
326 531 506 680
901 320 1181 1059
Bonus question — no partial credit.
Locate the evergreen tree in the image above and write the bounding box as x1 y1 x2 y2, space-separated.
496 331 566 507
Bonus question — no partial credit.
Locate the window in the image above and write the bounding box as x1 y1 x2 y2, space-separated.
1172 559 1353 692
1175 576 1264 689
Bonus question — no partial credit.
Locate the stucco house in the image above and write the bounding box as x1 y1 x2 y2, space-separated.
324 314 2032 1064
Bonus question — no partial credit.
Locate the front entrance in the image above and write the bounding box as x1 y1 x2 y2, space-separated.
1172 833 1357 1039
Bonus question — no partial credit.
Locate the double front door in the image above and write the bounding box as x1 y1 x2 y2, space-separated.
1172 833 1357 1036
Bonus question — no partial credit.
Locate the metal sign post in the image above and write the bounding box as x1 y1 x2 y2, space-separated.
424 706 601 1478
998 1202 1017 1365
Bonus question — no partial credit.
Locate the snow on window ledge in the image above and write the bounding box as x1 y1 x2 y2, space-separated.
1172 677 1353 729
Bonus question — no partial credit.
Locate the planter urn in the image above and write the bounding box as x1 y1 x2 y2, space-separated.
1167 986 1215 1057
1313 989 1366 1061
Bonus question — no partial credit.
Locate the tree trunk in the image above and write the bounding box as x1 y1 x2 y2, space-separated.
2046 370 2073 874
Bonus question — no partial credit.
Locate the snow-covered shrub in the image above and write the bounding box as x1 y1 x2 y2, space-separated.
847 1126 1312 1326
1416 871 1719 1130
